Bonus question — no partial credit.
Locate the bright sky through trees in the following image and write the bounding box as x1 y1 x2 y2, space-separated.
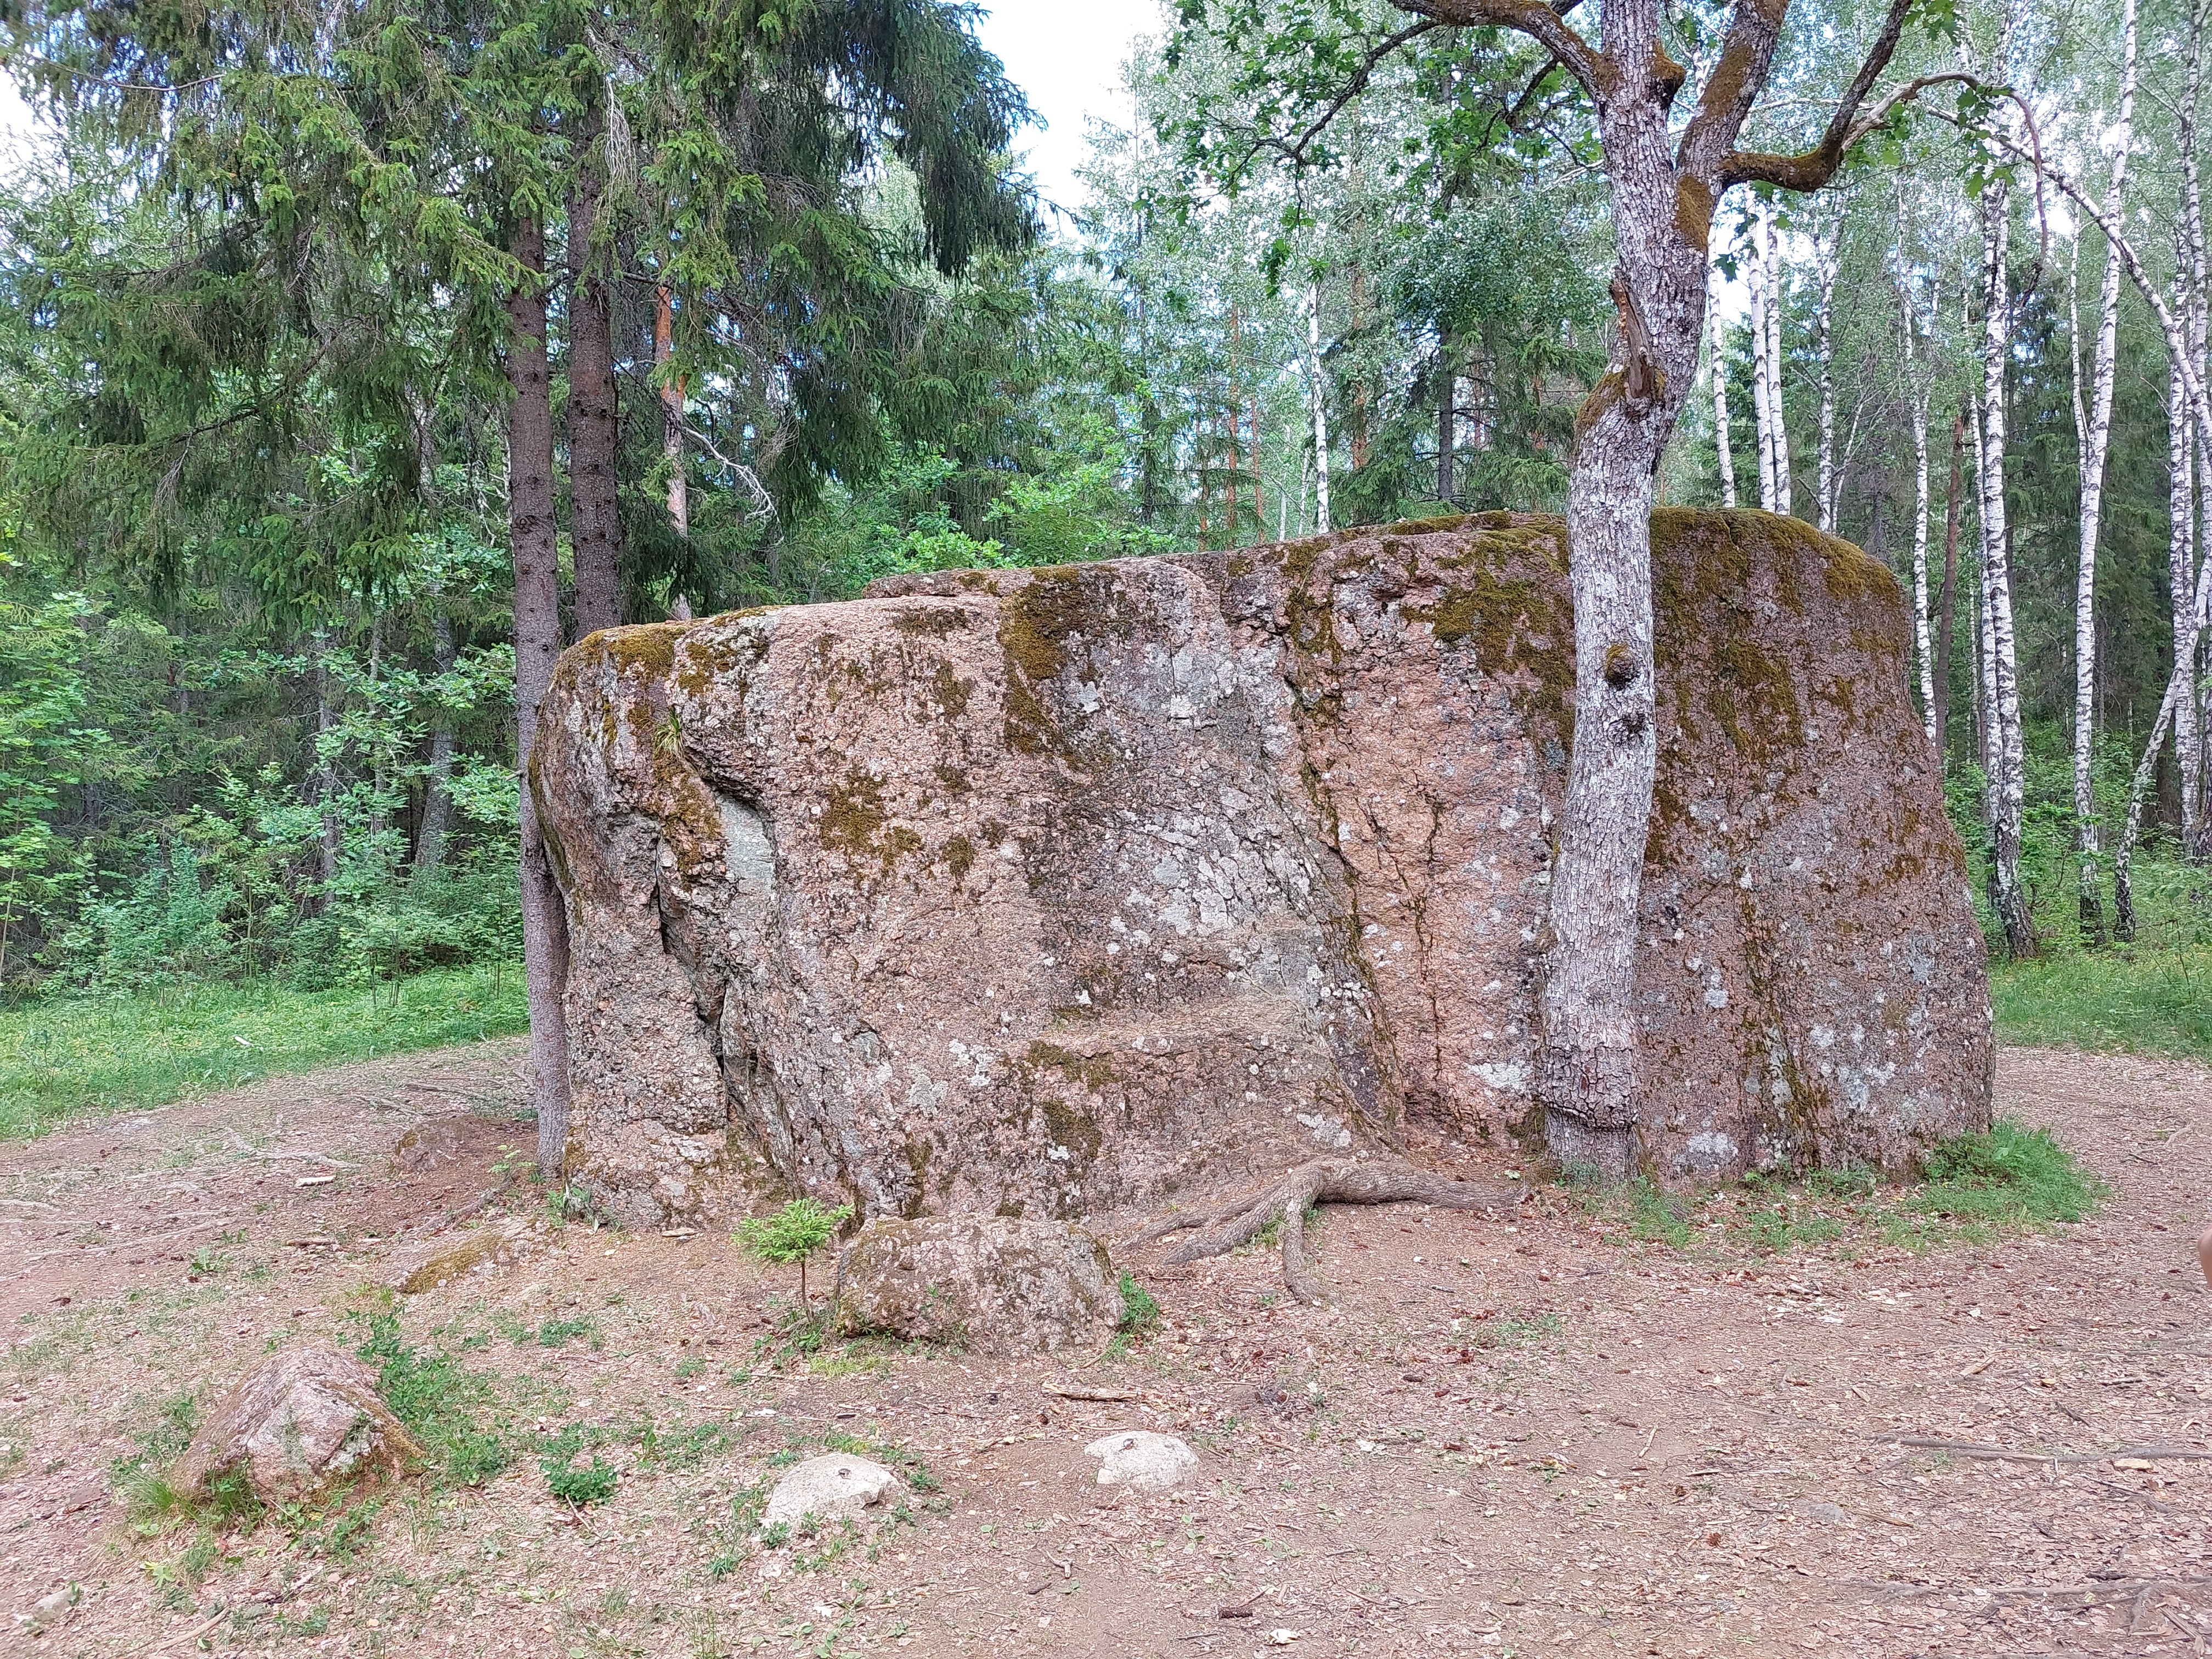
976 0 1158 216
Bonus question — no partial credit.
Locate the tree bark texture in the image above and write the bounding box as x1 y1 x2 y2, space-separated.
1707 259 1737 508
2070 0 2136 944
1762 200 1792 518
1897 214 1936 749
1974 164 2036 958
656 285 690 541
505 212 577 1179
567 103 624 641
313 634 340 896
1932 413 1964 761
1437 363 1456 502
1747 207 1780 513
2185 0 2212 861
1307 284 1331 534
1815 215 1841 533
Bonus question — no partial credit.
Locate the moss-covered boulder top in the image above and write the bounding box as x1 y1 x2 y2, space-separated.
534 510 1990 1227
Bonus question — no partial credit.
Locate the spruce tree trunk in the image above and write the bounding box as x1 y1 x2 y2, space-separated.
505 212 576 1180
568 101 624 640
1437 364 1455 502
1975 174 2036 958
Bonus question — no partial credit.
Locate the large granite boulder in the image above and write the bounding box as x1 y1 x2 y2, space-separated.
535 510 1990 1224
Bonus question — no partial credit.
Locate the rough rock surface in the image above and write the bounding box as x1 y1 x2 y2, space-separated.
831 1215 1122 1353
537 510 1991 1222
1086 1430 1198 1493
173 1346 420 1505
761 1454 901 1529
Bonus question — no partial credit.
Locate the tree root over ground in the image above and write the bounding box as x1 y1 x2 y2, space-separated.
1122 1155 1523 1304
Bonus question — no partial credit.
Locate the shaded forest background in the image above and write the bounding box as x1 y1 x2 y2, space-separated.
0 0 2207 1003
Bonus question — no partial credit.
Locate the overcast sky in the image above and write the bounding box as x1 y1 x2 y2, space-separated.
975 0 1161 221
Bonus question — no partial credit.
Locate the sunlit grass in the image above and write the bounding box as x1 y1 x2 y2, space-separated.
0 964 527 1141
1989 945 2212 1066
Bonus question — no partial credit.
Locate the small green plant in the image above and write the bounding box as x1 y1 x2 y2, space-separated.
735 1199 853 1307
530 1314 600 1349
1116 1272 1159 1335
352 1312 508 1487
544 1452 618 1506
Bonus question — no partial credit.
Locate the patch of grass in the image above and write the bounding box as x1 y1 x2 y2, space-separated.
1989 943 2212 1065
1115 1272 1159 1335
353 1311 510 1487
1580 1118 2104 1258
0 966 527 1141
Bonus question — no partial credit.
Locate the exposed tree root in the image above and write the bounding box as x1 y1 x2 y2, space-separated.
1122 1156 1523 1305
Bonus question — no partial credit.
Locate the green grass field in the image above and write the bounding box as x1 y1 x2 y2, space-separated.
1989 946 2212 1068
0 965 528 1141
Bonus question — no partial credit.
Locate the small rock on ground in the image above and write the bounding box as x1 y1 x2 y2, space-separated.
761 1453 902 1530
174 1345 420 1506
1085 1430 1197 1493
832 1216 1121 1354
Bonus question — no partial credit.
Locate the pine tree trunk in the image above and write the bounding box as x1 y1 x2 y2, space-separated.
567 102 624 640
1707 261 1737 509
1976 173 2036 958
414 610 458 884
505 211 576 1180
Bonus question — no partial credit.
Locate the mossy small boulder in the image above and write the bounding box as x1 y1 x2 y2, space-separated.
173 1345 420 1508
831 1216 1122 1354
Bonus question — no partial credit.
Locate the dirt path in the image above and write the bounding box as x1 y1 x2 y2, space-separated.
1 1044 2206 1658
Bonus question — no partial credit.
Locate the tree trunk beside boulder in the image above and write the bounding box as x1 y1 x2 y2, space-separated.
533 511 1991 1227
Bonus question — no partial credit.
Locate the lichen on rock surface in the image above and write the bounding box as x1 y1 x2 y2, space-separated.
535 511 1991 1225
831 1215 1122 1353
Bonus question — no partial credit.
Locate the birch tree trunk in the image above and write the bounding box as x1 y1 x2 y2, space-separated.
1936 410 1965 759
1708 258 1737 508
1815 213 1842 534
1762 199 1792 518
2171 353 2204 860
1974 152 2037 958
2069 0 2138 945
1307 284 1331 534
1894 189 1934 744
2186 0 2212 860
1747 206 1780 511
313 631 340 896
505 212 576 1179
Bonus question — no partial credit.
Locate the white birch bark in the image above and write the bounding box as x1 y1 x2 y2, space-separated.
1747 209 1779 511
1762 199 1793 518
2184 3 2212 859
1898 268 1936 746
1708 257 1738 508
1974 88 2036 958
1815 211 1842 534
1307 284 1331 535
2069 0 2138 944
